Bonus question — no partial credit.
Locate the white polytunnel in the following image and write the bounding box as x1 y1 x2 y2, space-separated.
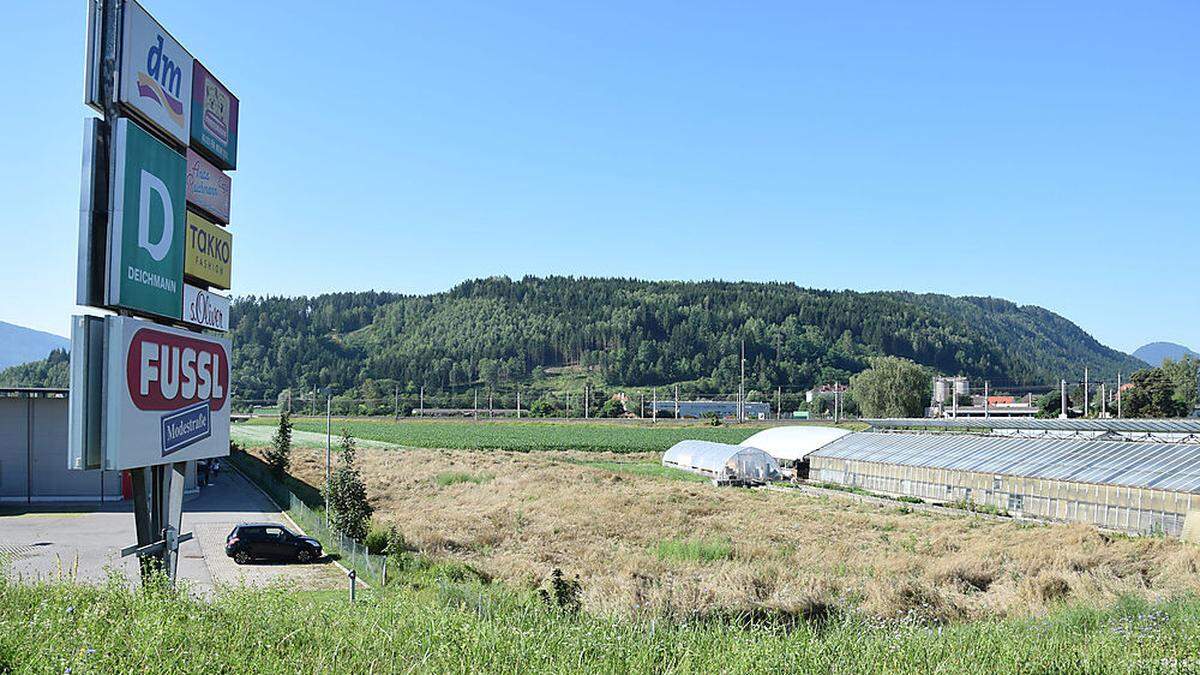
740 426 853 463
662 440 780 484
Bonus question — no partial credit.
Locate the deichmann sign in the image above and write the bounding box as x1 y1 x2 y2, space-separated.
119 0 194 146
182 284 230 332
185 148 231 223
184 211 232 289
103 316 230 470
190 61 239 170
107 118 186 320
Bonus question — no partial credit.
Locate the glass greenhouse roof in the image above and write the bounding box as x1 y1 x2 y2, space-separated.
814 431 1200 493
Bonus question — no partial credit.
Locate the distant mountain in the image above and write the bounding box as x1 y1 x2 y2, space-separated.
1133 342 1199 366
227 277 1147 399
0 320 68 371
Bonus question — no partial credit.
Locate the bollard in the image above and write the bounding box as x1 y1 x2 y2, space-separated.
348 569 357 603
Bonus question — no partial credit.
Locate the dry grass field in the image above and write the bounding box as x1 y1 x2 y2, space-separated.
248 442 1200 623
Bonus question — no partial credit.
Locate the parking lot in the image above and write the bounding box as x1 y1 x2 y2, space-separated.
0 467 344 594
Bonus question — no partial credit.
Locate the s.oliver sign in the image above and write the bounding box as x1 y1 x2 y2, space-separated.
183 283 230 331
103 316 230 470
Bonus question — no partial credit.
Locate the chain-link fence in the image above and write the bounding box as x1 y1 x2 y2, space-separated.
284 494 388 587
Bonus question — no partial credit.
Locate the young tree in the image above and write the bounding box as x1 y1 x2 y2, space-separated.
849 356 930 418
326 428 373 541
265 409 292 477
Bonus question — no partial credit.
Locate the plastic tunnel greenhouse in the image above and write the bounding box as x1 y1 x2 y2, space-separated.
662 440 780 484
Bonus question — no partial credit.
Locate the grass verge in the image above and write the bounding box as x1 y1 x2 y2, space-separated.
2 570 1198 673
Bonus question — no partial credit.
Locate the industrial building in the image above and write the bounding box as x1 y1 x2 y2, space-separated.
809 418 1200 538
0 387 196 503
662 440 779 485
647 400 771 419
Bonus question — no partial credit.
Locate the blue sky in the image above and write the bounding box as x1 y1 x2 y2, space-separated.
1 1 1195 353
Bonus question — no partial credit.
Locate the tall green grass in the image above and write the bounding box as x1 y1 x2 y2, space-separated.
655 537 735 562
435 471 494 486
2 570 1198 673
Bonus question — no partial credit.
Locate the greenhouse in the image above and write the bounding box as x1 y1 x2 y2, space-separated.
810 430 1200 538
740 425 852 478
662 440 780 485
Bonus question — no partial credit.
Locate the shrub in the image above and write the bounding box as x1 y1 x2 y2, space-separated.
538 568 582 613
364 525 391 555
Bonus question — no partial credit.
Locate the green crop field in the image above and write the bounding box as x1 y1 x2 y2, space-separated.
245 417 771 453
3 568 1198 673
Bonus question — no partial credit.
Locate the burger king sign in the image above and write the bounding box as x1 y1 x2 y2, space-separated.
103 316 231 469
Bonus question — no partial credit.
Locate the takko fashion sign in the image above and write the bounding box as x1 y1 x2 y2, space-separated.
103 316 230 469
184 211 232 289
119 0 194 145
182 284 230 331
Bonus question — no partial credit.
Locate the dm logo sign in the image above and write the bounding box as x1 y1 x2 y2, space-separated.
119 1 193 145
107 119 186 320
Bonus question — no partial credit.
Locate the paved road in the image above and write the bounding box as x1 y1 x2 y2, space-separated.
0 467 343 594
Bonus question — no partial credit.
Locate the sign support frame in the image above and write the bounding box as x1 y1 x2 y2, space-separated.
88 0 192 586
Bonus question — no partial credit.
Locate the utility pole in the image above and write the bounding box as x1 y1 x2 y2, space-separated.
951 385 958 418
674 384 680 419
1101 382 1107 417
419 385 424 417
984 381 990 418
516 389 521 418
585 382 590 420
325 389 332 526
639 393 644 419
473 388 478 420
1060 379 1068 419
834 381 841 424
1117 372 1123 418
1083 367 1089 418
739 340 746 423
652 387 657 423
777 386 782 420
489 392 493 420
393 385 399 420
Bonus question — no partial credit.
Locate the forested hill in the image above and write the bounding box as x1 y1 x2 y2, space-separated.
227 277 1143 400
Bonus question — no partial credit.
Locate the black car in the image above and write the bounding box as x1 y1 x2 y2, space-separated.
225 523 322 564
